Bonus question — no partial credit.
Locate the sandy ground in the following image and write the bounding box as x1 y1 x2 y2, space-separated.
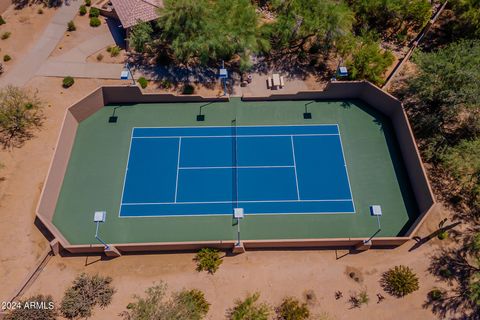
0 75 455 320
50 13 110 57
0 76 126 303
0 4 57 75
23 211 451 320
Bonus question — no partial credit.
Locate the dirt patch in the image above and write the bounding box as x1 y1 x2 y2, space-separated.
345 266 364 284
0 4 56 76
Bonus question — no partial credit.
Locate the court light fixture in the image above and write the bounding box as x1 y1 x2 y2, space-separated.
93 211 109 250
304 101 314 119
234 208 244 247
363 205 382 244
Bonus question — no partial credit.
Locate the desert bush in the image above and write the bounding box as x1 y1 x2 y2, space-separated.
0 15 5 25
96 53 104 61
277 297 309 320
1 31 11 40
67 21 76 32
60 273 115 319
228 292 270 320
85 0 91 6
182 84 195 95
3 55 11 62
137 77 148 89
0 86 43 148
438 231 448 240
89 7 99 18
349 289 369 308
62 76 74 88
89 17 101 27
428 288 444 301
79 5 87 15
4 294 57 320
109 45 120 57
121 282 210 320
37 8 44 14
194 248 222 274
159 79 173 89
381 265 419 297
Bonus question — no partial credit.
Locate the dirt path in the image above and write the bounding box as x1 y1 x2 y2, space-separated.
0 0 81 87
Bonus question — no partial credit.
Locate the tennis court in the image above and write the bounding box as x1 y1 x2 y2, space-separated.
120 124 354 217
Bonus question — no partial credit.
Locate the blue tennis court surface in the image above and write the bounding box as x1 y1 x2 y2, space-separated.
119 125 354 217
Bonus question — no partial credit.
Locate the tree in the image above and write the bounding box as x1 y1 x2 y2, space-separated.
348 0 431 38
406 40 480 160
0 85 43 148
121 282 210 320
60 273 115 319
157 0 268 67
269 0 354 53
450 0 480 39
441 139 480 207
128 21 153 53
276 297 309 320
381 265 419 297
228 293 270 320
4 295 57 320
346 32 394 85
194 248 223 274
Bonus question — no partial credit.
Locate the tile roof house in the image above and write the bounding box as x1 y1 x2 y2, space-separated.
109 0 164 29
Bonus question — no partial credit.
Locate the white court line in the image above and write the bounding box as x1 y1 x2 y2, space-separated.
179 165 294 170
122 199 353 205
174 137 182 203
132 133 339 139
336 124 356 213
118 128 135 217
132 123 340 130
290 136 300 200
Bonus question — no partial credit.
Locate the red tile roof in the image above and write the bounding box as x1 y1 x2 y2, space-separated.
111 0 164 29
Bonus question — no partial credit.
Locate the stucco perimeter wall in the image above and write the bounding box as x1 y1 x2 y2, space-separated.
101 86 230 104
63 237 409 254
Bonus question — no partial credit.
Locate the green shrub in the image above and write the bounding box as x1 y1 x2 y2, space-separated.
182 84 195 95
229 293 270 320
62 76 74 88
89 7 100 18
138 77 148 89
85 0 91 6
60 273 115 319
109 45 120 57
428 288 444 301
0 15 5 25
194 248 222 274
89 17 101 27
67 21 76 32
160 79 173 89
439 267 453 279
3 294 57 320
37 8 44 14
0 86 43 148
174 289 210 320
349 289 369 308
277 297 309 320
121 283 210 320
79 5 87 15
1 32 11 40
438 231 448 240
381 265 419 297
3 55 11 62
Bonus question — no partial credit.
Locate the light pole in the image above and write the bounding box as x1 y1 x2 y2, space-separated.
364 205 382 244
234 208 244 247
93 211 109 250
